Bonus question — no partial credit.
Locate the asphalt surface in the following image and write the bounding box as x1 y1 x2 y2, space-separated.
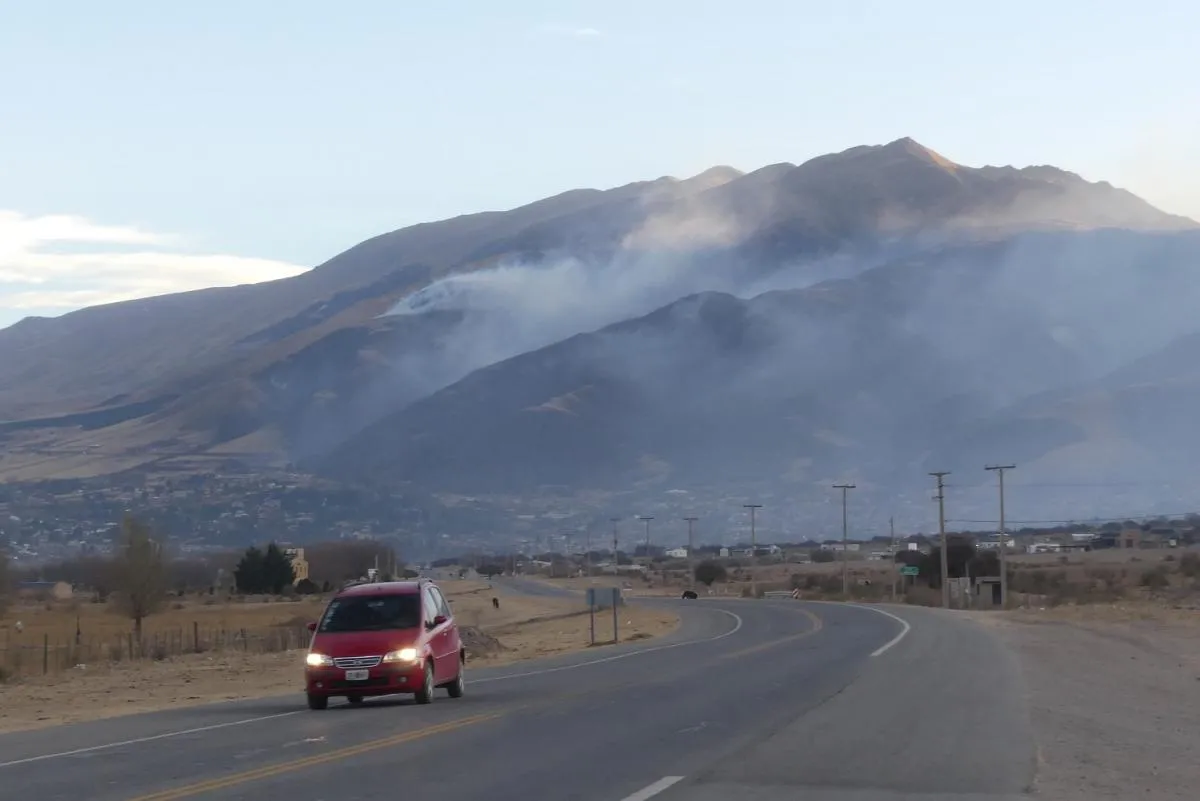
0 589 1036 801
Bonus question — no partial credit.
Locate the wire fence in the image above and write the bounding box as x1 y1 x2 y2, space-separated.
0 623 313 681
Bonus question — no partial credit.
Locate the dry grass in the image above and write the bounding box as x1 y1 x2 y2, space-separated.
0 580 677 733
0 594 327 678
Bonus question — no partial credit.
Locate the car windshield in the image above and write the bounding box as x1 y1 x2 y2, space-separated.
318 594 421 633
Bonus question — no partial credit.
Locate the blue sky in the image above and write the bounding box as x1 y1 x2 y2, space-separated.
2 0 1197 328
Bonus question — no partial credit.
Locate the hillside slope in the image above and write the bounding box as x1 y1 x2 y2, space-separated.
315 230 1200 497
1 138 1195 484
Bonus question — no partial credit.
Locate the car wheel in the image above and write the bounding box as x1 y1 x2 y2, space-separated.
306 693 328 711
446 656 465 698
347 694 364 705
414 662 435 705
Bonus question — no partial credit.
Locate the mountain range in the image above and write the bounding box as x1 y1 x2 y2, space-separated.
2 138 1198 529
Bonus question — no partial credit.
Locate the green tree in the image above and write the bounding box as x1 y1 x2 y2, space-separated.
262 543 296 594
694 560 727 587
234 546 266 594
111 515 167 642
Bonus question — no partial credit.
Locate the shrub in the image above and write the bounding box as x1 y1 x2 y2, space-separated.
694 561 727 587
1140 566 1170 591
295 578 319 595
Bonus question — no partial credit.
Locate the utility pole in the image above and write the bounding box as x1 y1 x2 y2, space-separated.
638 516 654 558
610 517 620 569
743 504 762 598
986 464 1016 609
584 528 592 578
889 516 897 601
833 484 856 598
683 516 698 590
930 471 951 609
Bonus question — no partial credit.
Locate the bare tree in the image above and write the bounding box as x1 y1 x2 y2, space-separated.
111 515 168 642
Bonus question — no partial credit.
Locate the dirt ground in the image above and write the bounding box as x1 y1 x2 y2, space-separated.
0 582 677 734
976 603 1200 800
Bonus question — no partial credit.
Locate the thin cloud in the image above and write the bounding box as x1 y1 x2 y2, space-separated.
535 23 603 38
0 210 307 312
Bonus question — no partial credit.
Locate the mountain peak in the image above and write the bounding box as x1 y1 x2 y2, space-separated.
881 137 959 170
797 137 961 177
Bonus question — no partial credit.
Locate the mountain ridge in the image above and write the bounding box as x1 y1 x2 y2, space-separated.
1 138 1196 504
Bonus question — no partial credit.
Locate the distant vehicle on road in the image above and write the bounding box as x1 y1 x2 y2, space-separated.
303 579 464 710
681 590 698 599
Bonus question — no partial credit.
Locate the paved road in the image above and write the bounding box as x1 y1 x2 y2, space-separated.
0 597 1035 801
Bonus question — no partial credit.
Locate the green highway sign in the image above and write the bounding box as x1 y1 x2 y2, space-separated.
900 566 920 576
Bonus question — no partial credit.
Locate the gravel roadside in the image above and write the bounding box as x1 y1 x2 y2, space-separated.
980 607 1200 800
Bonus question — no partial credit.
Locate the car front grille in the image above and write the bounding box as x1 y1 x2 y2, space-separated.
329 677 391 690
333 655 383 669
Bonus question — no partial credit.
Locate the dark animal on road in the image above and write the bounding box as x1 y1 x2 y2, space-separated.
492 597 500 609
681 590 698 599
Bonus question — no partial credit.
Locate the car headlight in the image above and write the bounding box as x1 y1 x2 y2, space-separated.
382 647 419 663
306 652 333 667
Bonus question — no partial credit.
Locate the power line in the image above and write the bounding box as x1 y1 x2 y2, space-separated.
949 510 1200 525
944 481 1183 489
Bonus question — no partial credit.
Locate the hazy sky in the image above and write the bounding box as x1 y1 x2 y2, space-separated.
1 0 1197 328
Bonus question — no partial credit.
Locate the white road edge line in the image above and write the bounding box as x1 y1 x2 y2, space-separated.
0 711 302 769
621 776 686 801
473 607 743 684
792 599 912 657
860 606 912 657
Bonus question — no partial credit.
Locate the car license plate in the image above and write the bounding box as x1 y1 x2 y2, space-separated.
344 669 369 681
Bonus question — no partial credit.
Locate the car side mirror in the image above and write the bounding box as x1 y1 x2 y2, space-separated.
307 622 317 633
432 614 447 626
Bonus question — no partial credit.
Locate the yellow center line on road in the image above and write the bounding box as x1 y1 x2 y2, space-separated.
122 683 616 801
716 608 824 661
123 712 503 801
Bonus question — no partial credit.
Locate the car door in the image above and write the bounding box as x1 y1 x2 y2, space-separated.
430 586 460 669
423 586 452 682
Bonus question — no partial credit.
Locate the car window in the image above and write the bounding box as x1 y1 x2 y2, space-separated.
422 588 439 624
318 594 420 633
430 586 450 618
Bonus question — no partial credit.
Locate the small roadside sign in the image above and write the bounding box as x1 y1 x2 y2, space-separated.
900 566 920 577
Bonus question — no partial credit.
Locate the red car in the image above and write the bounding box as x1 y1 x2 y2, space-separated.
303 579 464 710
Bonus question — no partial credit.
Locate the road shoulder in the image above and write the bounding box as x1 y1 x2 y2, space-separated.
977 608 1200 801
